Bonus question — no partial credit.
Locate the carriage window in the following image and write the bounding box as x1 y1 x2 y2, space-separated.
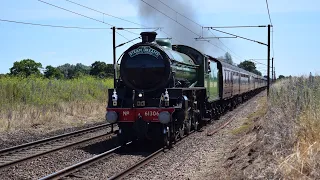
225 71 227 83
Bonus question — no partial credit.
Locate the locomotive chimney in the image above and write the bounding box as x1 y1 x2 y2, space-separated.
140 32 157 43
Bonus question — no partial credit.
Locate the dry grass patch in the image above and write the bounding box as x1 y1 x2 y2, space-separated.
264 76 320 179
222 76 320 179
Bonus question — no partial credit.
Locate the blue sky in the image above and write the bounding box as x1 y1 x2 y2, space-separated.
1 0 319 77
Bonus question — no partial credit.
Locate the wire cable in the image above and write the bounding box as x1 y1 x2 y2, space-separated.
140 0 201 37
153 0 244 62
116 37 141 48
38 0 113 26
205 25 267 28
63 0 184 46
0 19 110 29
63 0 239 59
37 0 143 45
209 28 267 46
265 0 273 25
265 0 275 62
155 0 202 28
208 29 243 61
65 0 146 27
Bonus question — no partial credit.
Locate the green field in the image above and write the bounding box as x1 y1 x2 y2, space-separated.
0 76 113 132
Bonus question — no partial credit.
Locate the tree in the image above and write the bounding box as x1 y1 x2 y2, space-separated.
57 63 73 79
90 61 114 78
217 56 224 62
44 65 63 79
74 63 91 78
57 63 91 79
237 60 262 76
216 52 233 65
253 69 262 76
238 60 256 72
90 61 106 78
278 75 285 79
105 64 113 77
224 52 233 65
9 59 42 77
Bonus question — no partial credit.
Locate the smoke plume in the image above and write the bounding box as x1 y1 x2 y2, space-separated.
132 0 220 55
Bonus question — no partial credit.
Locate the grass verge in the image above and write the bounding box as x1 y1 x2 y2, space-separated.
231 96 267 135
274 76 320 179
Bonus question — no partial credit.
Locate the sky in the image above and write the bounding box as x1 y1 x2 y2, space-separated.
1 0 320 77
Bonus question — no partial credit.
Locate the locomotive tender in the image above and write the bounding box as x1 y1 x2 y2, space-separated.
106 32 267 147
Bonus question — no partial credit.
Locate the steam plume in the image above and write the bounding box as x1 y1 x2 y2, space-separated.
132 0 220 55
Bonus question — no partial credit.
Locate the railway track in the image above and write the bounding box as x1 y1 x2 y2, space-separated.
38 113 243 180
39 129 196 180
0 123 117 170
38 93 264 180
39 142 131 180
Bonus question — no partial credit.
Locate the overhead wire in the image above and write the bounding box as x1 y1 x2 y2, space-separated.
140 0 201 37
63 0 190 45
207 29 243 60
64 0 238 54
265 0 275 78
153 0 244 62
37 0 140 44
37 0 252 63
265 0 273 25
155 0 202 27
65 0 144 27
209 28 267 46
265 0 274 58
38 0 113 26
0 19 110 29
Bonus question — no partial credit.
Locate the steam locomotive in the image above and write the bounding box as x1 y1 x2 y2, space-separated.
106 32 267 147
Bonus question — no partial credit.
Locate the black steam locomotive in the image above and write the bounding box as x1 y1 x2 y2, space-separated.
106 32 267 147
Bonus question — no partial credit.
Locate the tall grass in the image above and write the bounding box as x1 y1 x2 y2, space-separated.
0 76 113 132
263 76 320 179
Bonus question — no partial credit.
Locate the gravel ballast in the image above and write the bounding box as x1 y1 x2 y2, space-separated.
0 91 266 179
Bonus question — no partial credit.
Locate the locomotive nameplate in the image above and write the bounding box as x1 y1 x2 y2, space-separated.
128 46 163 59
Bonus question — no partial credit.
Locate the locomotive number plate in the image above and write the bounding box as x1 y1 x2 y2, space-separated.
144 111 159 117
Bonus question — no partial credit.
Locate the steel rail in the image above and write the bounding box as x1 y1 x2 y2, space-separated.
0 123 114 154
39 142 133 180
108 148 164 180
108 130 196 180
0 123 116 169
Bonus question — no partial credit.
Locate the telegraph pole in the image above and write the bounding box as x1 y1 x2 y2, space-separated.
112 26 117 88
267 24 271 96
201 24 272 96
